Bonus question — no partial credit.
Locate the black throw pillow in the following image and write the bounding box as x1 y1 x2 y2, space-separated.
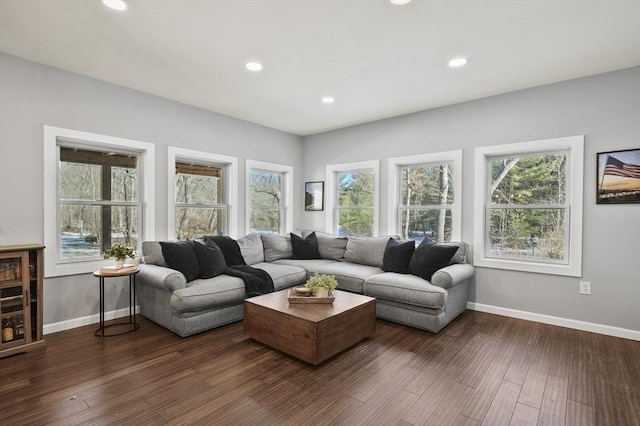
193 239 227 279
290 232 322 260
160 241 200 283
202 235 246 266
383 239 415 274
408 238 459 281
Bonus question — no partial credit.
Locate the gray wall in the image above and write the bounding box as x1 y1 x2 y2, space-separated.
301 67 640 332
1 52 638 334
0 53 303 326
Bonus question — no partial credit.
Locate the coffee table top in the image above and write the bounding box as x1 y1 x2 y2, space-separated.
245 289 374 323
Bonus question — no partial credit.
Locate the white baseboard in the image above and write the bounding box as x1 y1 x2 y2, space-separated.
44 306 140 335
467 302 640 341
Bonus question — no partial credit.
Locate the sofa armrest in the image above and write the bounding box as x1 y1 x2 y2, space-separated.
138 264 187 292
430 263 474 290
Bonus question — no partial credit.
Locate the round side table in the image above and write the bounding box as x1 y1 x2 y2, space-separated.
93 268 140 337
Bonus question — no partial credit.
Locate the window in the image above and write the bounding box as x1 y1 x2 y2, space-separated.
44 126 155 277
388 151 462 243
473 136 584 276
168 147 238 240
326 160 379 237
59 147 139 258
246 160 292 234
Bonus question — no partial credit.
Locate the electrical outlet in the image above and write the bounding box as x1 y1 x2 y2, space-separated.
580 281 591 295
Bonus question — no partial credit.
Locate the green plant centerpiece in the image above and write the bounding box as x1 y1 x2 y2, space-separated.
103 244 135 263
304 272 338 298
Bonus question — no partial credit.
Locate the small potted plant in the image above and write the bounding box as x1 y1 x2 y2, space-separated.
304 272 338 298
103 244 135 264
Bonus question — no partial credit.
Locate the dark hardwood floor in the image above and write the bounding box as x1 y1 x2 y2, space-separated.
1 310 638 425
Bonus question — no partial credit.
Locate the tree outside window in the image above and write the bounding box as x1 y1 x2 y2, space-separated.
400 162 454 243
337 170 375 236
59 147 139 260
488 153 567 262
175 162 225 239
250 170 283 233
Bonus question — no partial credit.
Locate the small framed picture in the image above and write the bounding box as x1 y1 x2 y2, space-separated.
596 148 640 204
305 181 324 211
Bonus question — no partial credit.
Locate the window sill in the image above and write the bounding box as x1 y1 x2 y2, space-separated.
473 257 581 277
45 258 139 278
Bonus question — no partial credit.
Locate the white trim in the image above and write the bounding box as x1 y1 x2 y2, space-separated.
43 126 155 277
387 150 462 241
43 306 140 335
245 159 293 234
472 135 584 277
467 302 640 341
326 160 380 235
167 147 239 239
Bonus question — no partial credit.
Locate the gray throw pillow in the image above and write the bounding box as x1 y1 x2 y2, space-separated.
439 241 468 264
141 241 166 267
303 230 347 260
260 234 293 262
344 236 392 268
237 233 264 265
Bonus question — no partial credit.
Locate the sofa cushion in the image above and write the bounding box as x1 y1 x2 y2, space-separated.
302 230 347 260
383 239 415 274
272 258 340 272
141 241 166 267
313 262 384 294
261 234 293 262
291 232 322 260
250 262 307 291
364 273 447 310
192 240 227 279
237 233 264 265
409 239 459 281
344 236 392 268
160 241 200 283
170 275 246 313
202 236 246 266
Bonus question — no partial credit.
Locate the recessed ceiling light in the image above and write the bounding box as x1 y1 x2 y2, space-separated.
245 62 263 72
390 0 411 5
322 97 335 104
448 57 468 68
102 0 127 11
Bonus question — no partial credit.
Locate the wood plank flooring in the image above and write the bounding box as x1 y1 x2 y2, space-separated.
1 310 638 425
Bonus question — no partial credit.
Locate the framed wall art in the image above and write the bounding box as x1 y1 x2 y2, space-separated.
305 181 324 211
596 148 640 204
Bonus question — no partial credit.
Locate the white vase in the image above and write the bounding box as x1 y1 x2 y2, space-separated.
115 259 125 266
314 287 329 298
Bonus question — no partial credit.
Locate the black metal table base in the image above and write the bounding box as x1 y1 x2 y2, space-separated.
95 273 139 337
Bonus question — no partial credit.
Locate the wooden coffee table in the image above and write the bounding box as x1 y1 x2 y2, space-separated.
244 289 376 365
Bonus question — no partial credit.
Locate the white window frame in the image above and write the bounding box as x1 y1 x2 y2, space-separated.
167 147 238 239
326 160 380 236
473 135 584 277
43 126 155 277
388 150 462 242
246 160 293 235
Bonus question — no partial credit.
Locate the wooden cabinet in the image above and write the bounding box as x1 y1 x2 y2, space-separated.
0 244 45 357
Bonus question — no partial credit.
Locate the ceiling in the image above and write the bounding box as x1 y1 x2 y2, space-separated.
1 0 639 136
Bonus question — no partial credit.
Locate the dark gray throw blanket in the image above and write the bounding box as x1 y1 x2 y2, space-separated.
224 265 274 298
198 235 274 297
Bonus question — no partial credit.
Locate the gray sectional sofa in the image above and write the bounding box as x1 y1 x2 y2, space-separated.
137 230 473 337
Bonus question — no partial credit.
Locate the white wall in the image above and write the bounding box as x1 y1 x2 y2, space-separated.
0 53 303 328
301 67 640 334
